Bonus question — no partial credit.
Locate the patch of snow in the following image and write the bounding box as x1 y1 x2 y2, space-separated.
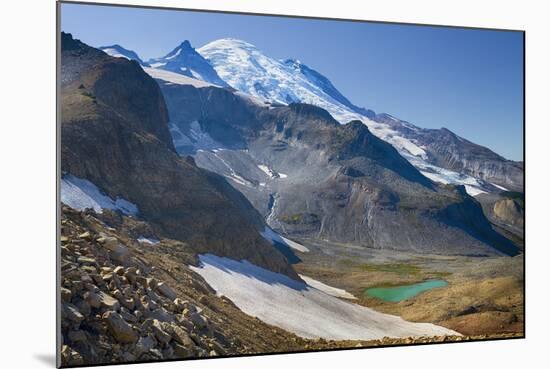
209 149 253 188
61 174 138 216
405 151 492 196
260 227 309 253
101 48 131 60
234 91 270 107
137 236 160 245
191 254 460 340
149 62 166 68
491 183 509 191
189 70 204 80
257 164 276 178
165 48 181 60
464 186 487 196
419 169 488 196
257 164 289 180
299 275 357 300
143 67 216 88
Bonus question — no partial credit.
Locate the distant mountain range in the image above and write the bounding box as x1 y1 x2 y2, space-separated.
101 38 523 194
61 33 521 258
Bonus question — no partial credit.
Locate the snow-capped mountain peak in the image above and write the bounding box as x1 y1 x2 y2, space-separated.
148 40 228 87
99 44 148 66
199 38 358 109
162 40 193 60
197 38 519 195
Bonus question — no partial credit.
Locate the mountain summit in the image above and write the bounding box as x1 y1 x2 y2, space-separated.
148 40 228 87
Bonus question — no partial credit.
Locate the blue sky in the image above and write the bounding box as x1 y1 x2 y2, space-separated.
61 3 524 160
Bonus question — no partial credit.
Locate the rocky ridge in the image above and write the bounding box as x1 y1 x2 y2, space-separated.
60 206 229 365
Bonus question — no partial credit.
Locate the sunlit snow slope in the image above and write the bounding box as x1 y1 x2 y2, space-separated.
61 174 139 216
191 254 459 340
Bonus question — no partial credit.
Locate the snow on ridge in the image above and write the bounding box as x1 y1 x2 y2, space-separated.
190 254 459 340
165 48 181 60
61 174 138 216
491 183 509 191
137 236 160 245
299 275 357 300
404 151 491 196
261 227 310 253
101 48 131 60
143 67 217 88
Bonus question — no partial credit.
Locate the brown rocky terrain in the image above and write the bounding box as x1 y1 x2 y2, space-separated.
60 206 331 366
476 192 524 248
493 198 524 228
62 206 496 366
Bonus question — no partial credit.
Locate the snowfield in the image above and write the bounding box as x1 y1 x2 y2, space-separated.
261 227 310 253
143 67 216 88
190 254 459 340
137 236 160 245
61 174 138 216
299 275 357 300
403 152 493 196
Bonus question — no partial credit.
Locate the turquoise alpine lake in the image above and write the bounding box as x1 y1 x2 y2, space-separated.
365 280 448 302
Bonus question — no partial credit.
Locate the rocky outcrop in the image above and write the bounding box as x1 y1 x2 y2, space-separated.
60 207 227 365
60 33 297 279
156 79 519 256
493 199 524 228
475 192 524 246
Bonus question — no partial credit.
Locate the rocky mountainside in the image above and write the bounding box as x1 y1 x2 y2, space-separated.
60 33 297 279
196 38 523 195
60 206 483 366
148 40 229 87
371 115 524 192
151 69 519 256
